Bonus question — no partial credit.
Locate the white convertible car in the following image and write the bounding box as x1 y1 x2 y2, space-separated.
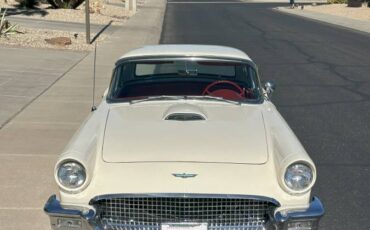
44 45 324 230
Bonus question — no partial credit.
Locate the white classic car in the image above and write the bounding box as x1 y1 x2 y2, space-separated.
44 45 324 230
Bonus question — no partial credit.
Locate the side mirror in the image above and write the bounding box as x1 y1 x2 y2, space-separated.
264 81 276 98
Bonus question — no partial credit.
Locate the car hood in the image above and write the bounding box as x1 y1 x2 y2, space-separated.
102 102 268 164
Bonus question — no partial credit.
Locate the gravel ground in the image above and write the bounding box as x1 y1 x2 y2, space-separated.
0 0 136 50
304 4 370 21
0 27 106 50
0 0 132 25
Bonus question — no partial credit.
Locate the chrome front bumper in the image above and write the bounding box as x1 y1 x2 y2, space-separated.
44 195 324 230
273 197 325 230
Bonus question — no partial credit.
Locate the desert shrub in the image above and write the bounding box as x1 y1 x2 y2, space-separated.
46 0 85 9
0 8 21 37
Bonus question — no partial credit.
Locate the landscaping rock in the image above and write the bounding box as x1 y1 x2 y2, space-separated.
45 37 72 46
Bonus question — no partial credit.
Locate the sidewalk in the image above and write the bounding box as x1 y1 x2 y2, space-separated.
0 0 166 228
276 7 370 34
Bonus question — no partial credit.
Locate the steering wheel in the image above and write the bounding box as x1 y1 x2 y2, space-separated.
202 80 245 100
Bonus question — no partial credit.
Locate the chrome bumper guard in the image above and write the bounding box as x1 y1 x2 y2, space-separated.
44 195 95 230
273 197 325 230
44 195 324 230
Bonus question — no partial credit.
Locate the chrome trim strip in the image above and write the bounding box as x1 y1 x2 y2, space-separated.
44 195 95 221
274 196 325 222
89 193 281 206
102 223 270 229
115 56 256 67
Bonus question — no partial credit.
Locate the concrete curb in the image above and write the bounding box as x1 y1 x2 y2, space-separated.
275 6 370 35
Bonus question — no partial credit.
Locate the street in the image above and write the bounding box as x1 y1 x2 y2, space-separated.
160 1 370 229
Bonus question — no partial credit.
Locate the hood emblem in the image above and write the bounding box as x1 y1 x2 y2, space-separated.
172 173 198 179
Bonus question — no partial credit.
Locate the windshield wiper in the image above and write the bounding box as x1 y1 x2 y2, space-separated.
129 95 241 105
185 95 242 105
130 95 184 104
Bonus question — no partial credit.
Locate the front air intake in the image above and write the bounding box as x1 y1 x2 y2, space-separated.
90 194 279 230
165 113 205 121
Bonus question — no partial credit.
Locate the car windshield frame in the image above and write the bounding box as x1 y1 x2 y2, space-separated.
107 56 264 104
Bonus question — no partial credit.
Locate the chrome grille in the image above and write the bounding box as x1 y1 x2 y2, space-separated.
91 195 278 230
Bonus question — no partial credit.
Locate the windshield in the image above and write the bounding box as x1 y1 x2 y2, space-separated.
108 59 262 103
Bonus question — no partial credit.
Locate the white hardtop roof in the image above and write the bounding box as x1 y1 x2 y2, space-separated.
118 45 252 62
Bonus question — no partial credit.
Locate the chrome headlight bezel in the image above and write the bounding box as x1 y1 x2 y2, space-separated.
283 162 315 194
55 160 87 193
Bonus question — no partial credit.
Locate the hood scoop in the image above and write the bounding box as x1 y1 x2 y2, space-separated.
164 104 207 121
166 113 205 121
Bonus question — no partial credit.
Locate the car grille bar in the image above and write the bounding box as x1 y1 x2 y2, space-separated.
90 194 278 230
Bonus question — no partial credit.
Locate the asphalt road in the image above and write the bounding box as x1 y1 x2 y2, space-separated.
160 2 370 229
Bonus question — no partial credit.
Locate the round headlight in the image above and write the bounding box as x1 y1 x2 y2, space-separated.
57 161 86 190
284 163 313 192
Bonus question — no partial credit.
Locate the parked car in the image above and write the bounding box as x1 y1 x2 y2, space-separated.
44 45 324 230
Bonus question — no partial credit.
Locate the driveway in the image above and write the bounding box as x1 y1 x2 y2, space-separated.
161 1 370 229
0 46 87 128
0 0 166 228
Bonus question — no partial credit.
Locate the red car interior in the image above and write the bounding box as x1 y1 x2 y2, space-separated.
117 80 255 100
